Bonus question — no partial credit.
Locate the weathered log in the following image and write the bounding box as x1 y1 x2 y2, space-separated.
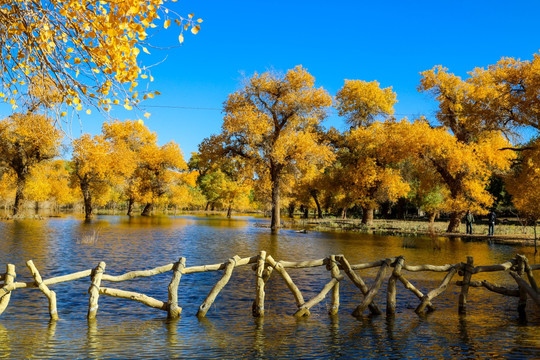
99 287 167 310
515 256 528 318
280 259 327 268
397 275 435 313
387 257 404 315
196 256 239 318
336 255 381 315
167 257 186 318
456 280 520 297
458 257 474 315
184 256 257 274
352 259 391 317
0 264 15 316
1 270 93 298
265 255 305 309
102 264 174 282
402 264 456 272
328 255 341 315
26 260 58 320
294 275 344 318
509 271 540 307
473 260 515 274
349 258 396 271
518 254 539 294
253 251 267 317
88 261 106 319
416 267 457 314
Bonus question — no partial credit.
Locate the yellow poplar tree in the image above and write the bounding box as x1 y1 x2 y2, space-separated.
214 66 334 232
506 139 540 235
136 141 187 216
327 121 411 225
71 134 113 220
406 120 516 232
102 119 157 216
0 113 62 216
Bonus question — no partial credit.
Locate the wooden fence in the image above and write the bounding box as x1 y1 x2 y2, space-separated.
1 252 539 321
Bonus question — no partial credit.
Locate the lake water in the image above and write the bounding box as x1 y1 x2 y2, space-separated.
1 215 540 359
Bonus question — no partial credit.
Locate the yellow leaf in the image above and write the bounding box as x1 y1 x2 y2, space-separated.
124 104 133 110
197 18 203 23
178 33 184 43
142 47 150 55
188 13 194 18
154 91 161 95
191 25 200 35
60 112 67 117
144 112 151 118
86 109 92 115
164 19 171 29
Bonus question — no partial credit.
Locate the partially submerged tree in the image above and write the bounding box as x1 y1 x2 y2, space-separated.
71 134 112 220
212 66 334 232
0 113 62 215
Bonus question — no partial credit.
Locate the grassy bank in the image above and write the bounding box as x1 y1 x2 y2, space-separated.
285 218 539 246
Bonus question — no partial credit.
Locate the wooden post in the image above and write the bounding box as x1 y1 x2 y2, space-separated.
518 255 539 294
515 256 528 319
0 264 15 316
398 275 435 313
294 275 344 318
509 271 540 308
458 257 474 315
167 257 186 319
252 251 267 317
265 255 305 309
336 255 382 315
415 267 457 314
197 256 238 318
328 255 340 315
88 261 106 320
352 259 390 317
26 260 59 320
387 256 404 315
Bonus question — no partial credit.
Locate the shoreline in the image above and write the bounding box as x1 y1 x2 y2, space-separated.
284 218 539 247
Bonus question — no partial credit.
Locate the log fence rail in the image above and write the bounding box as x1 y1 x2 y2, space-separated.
1 252 539 321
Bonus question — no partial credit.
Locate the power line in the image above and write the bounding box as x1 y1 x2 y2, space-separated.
142 105 435 118
143 105 221 110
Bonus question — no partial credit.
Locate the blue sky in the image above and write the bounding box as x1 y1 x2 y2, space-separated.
2 0 539 158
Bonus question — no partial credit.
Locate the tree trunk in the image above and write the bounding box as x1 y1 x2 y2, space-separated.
205 201 210 211
34 201 39 215
12 175 26 216
80 181 93 221
288 203 295 218
447 211 463 233
127 198 135 217
303 206 309 219
341 208 347 219
310 190 323 219
427 212 437 224
361 206 375 226
226 203 232 218
141 202 153 216
270 168 281 233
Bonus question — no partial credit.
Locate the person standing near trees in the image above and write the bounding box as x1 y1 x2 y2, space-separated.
488 210 497 236
465 210 474 234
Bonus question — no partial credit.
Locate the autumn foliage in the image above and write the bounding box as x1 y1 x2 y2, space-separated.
0 53 538 234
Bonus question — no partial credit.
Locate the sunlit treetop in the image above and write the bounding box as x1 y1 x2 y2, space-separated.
0 0 202 113
335 80 397 127
419 52 540 143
